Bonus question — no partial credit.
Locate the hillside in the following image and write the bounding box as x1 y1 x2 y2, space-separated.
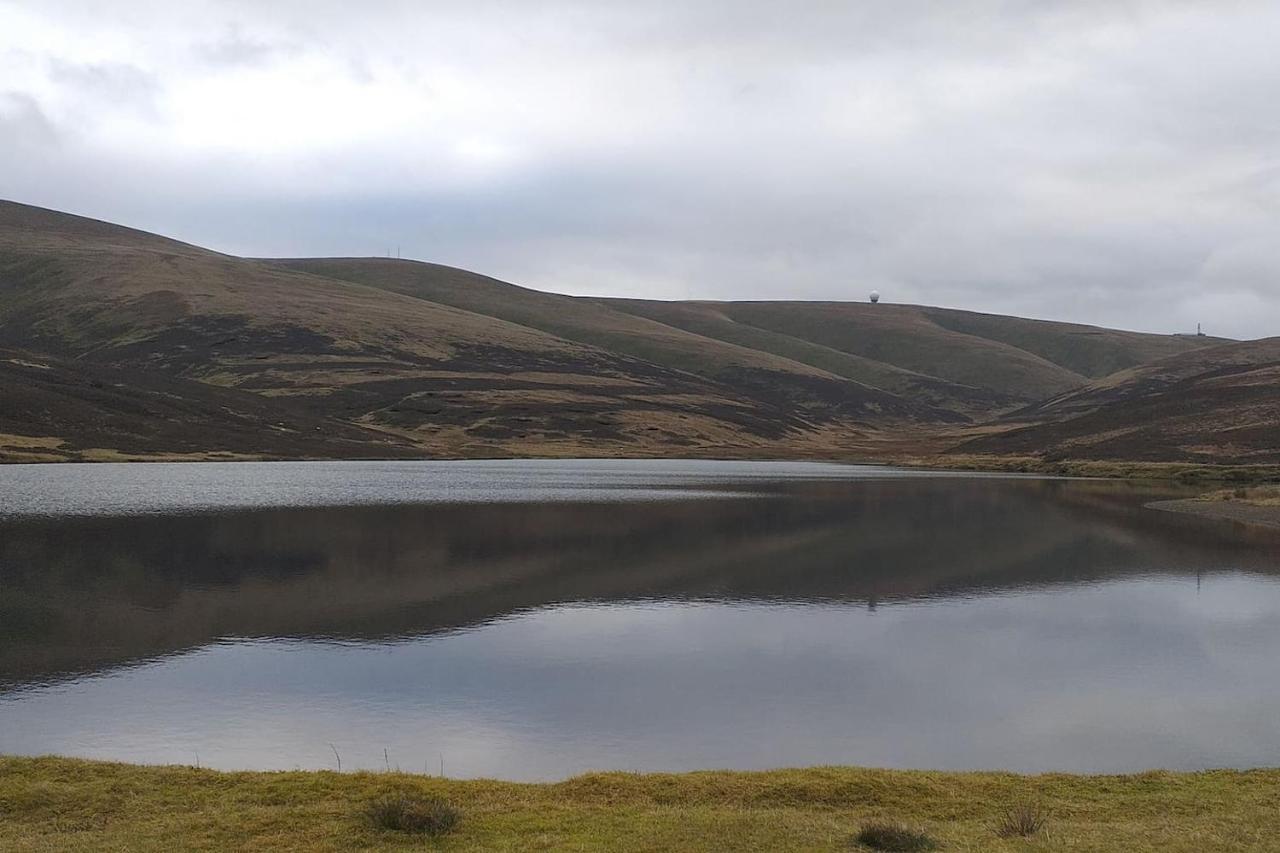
278 259 1004 417
0 198 1245 463
0 346 420 462
2 201 938 460
960 338 1280 464
276 258 1216 415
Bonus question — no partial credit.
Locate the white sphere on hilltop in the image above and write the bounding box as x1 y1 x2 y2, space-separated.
869 291 881 304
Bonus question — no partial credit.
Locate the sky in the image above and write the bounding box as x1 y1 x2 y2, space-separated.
1 1 1278 339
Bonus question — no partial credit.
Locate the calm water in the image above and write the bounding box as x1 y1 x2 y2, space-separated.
2 459 1279 780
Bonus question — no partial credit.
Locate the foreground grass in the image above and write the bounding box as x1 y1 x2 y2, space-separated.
4 758 1280 851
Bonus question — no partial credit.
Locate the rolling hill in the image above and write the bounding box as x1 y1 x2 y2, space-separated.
0 198 1251 463
959 338 1280 465
2 200 917 460
278 257 1221 417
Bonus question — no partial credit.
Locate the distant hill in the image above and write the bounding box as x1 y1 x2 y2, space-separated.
277 258 1217 415
959 338 1280 464
0 198 1242 463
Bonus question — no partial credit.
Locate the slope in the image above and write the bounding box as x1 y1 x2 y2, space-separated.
269 257 953 420
0 347 416 462
919 307 1224 378
280 258 1215 416
598 298 1019 416
632 300 1221 400
0 200 934 460
958 338 1280 464
1 199 1244 464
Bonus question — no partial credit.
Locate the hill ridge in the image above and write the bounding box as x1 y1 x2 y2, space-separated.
0 199 1265 464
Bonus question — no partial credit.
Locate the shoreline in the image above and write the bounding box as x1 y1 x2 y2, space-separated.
3 448 1280 485
899 454 1280 483
1147 498 1280 530
5 756 1280 851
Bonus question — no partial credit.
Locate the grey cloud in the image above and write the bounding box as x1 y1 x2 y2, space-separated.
0 92 60 148
1 0 1278 338
47 60 160 115
196 25 299 69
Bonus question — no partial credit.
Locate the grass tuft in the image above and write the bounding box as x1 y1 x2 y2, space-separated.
853 821 938 851
994 801 1050 838
363 794 460 837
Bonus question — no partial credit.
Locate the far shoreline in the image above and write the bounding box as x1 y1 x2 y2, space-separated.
3 447 1280 485
1148 497 1280 530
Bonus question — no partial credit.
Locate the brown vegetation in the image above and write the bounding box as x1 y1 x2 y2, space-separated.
3 199 1272 468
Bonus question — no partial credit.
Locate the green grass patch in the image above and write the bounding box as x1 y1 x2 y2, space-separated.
3 757 1280 851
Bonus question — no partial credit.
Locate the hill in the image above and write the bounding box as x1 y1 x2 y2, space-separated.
959 338 1280 464
2 200 928 460
0 198 1242 463
0 346 420 462
278 258 1220 418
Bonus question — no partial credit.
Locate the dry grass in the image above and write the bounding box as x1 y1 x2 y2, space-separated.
1199 486 1280 507
3 757 1280 851
994 801 1051 838
0 433 65 449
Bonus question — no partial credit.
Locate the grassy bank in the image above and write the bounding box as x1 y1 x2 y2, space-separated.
1198 485 1280 506
4 757 1280 851
904 454 1280 483
1148 486 1280 530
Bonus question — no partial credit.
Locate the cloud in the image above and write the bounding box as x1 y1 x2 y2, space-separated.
0 91 60 148
47 60 160 116
196 25 297 69
0 0 1277 337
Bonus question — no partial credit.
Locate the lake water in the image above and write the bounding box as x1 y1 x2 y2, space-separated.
2 459 1279 780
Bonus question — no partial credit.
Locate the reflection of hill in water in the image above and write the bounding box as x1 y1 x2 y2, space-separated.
3 479 1278 691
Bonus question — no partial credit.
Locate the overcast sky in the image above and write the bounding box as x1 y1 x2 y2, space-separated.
2 1 1278 338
